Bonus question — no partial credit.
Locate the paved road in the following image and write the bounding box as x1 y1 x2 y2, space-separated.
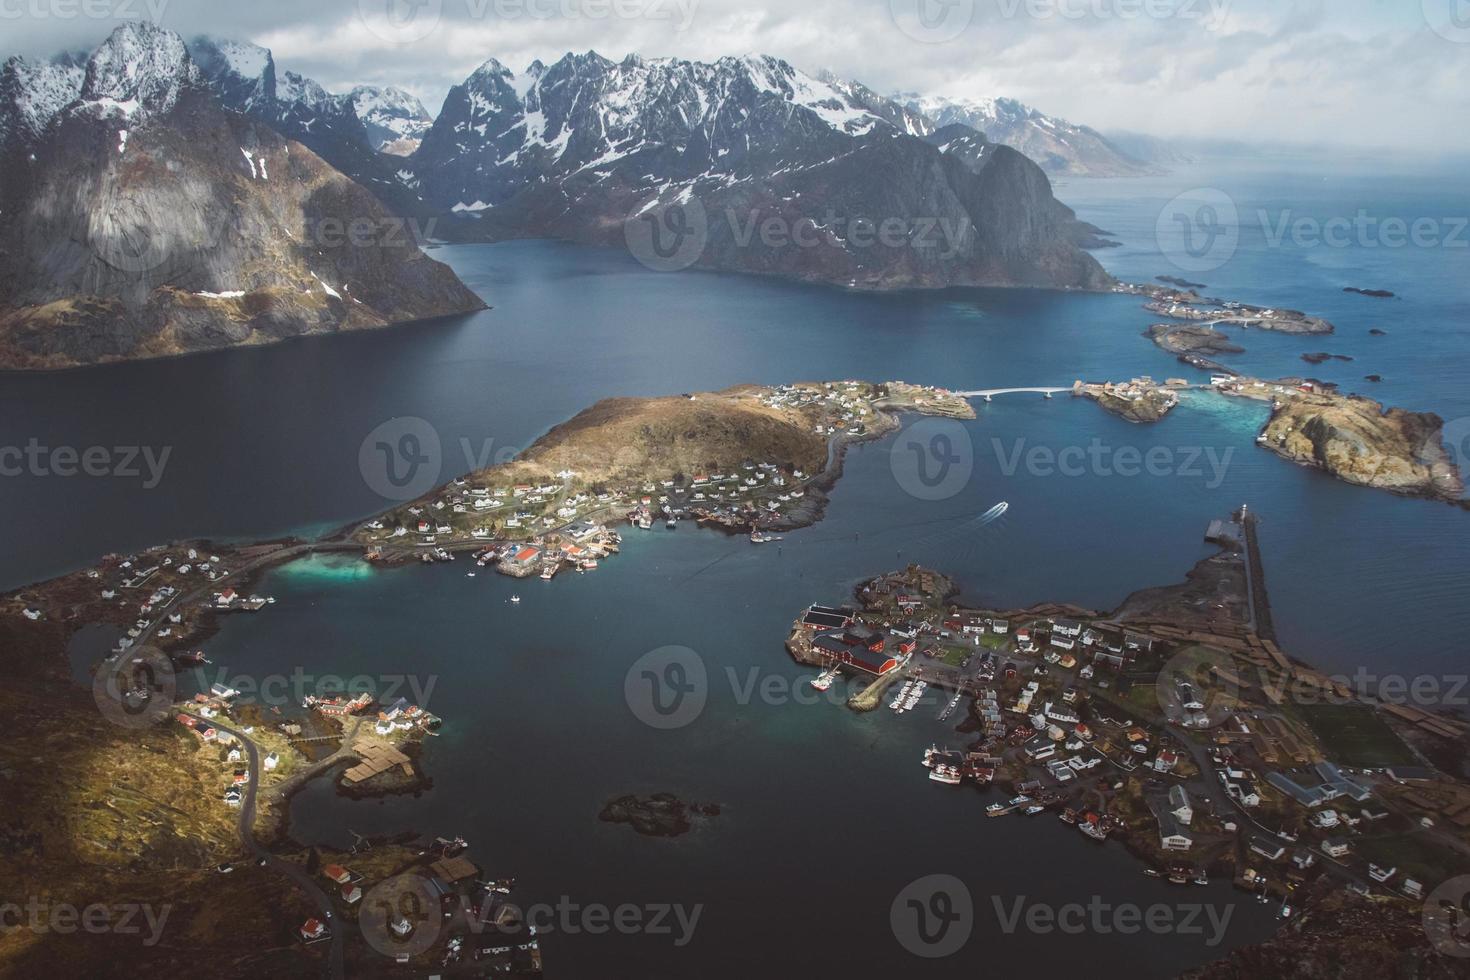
133 540 361 649
1165 724 1372 895
954 386 1074 398
206 715 346 980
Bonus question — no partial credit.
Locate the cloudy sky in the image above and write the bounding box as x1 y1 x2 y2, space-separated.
6 0 1470 154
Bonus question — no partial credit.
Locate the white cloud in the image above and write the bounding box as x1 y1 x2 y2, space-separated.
4 0 1466 153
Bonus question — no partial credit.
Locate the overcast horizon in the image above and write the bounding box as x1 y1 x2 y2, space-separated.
5 0 1470 158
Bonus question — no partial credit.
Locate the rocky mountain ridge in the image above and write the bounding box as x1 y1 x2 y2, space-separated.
904 93 1160 177
404 51 1110 289
0 23 484 369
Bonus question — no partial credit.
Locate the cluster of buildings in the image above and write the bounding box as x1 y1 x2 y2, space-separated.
304 691 441 737
758 380 880 437
484 521 620 578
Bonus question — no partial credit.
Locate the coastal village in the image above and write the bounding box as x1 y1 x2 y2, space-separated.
786 512 1470 917
3 367 1467 972
353 380 976 570
0 537 555 973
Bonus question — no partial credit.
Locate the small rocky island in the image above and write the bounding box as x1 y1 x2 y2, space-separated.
1220 379 1465 501
1075 377 1182 423
598 793 721 838
1119 281 1335 336
1147 323 1246 357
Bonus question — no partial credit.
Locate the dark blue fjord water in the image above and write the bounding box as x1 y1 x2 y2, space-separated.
7 157 1469 976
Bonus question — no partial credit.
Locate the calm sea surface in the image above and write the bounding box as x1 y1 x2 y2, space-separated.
7 157 1468 976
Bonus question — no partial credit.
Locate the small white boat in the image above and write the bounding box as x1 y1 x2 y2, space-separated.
466 572 476 578
510 595 521 604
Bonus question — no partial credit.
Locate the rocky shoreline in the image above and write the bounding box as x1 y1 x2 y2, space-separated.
1260 394 1464 501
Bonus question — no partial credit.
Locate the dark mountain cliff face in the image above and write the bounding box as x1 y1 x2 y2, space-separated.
405 52 1111 290
187 36 428 217
0 23 484 370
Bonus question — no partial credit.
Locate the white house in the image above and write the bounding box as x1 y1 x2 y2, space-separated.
1169 785 1193 825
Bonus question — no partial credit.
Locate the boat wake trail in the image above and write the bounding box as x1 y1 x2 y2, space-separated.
978 501 1010 526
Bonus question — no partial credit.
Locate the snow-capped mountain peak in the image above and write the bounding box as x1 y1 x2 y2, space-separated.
188 36 274 108
350 84 432 155
899 92 1156 177
79 22 201 119
406 51 1107 291
0 55 84 152
276 70 335 108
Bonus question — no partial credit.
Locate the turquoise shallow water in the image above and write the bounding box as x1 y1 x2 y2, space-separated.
8 157 1469 975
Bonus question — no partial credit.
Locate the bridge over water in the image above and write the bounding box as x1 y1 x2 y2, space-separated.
953 386 1075 400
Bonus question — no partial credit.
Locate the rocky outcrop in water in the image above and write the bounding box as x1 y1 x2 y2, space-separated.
1259 392 1463 500
599 793 720 837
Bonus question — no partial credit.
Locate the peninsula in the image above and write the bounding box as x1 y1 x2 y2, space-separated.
354 380 976 558
781 516 1470 973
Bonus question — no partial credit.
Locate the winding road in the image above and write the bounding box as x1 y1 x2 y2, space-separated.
205 714 347 980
